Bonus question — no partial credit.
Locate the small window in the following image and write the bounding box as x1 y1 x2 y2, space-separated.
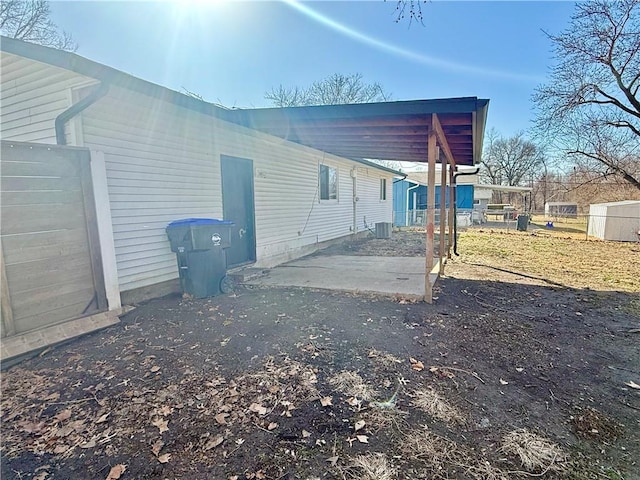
320 164 338 200
380 178 387 200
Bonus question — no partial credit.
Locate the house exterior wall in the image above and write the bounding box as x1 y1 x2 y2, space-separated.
0 53 394 294
0 52 94 143
79 86 394 291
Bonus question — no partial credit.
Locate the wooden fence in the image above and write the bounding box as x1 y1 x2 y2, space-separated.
1 141 107 340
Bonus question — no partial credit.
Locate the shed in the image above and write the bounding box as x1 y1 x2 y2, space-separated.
588 200 640 242
545 202 578 218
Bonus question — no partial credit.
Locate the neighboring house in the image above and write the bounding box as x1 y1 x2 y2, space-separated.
0 37 398 307
392 178 474 227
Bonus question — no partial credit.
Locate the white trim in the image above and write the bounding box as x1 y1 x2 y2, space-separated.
90 150 121 310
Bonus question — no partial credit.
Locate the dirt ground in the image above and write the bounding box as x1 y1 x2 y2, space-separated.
2 231 639 480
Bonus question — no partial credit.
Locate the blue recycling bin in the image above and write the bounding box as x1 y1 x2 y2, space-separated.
166 218 234 298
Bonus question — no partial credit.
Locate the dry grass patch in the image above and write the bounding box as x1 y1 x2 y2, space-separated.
455 230 640 292
501 429 567 474
343 453 396 480
328 371 378 401
411 387 466 426
367 349 403 368
400 427 506 480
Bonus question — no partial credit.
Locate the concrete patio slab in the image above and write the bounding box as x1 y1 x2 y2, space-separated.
246 255 438 299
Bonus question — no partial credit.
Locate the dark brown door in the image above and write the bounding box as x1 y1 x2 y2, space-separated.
220 155 256 267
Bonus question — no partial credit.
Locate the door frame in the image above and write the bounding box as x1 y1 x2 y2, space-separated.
220 155 257 267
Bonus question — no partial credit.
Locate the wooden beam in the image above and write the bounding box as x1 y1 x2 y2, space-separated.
0 239 16 338
439 156 447 276
425 131 437 303
432 113 456 168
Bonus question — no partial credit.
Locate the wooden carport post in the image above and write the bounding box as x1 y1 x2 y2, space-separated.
439 154 447 275
424 128 437 303
448 168 455 258
432 113 456 268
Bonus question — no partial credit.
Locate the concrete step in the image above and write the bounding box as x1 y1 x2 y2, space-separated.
227 267 270 283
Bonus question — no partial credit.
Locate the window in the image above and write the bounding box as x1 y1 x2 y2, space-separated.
319 164 337 200
380 178 387 200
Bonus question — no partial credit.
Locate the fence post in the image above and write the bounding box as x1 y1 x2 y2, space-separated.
585 214 589 241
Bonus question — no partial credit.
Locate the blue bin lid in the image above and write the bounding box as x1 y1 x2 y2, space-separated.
167 218 234 228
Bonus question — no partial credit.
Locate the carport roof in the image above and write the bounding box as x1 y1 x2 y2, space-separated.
225 97 490 166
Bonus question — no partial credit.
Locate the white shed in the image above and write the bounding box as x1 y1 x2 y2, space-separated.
588 200 640 242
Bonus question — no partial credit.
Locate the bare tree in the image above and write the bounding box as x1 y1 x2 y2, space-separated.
481 129 545 187
533 0 640 190
265 73 391 107
0 0 76 51
392 0 427 25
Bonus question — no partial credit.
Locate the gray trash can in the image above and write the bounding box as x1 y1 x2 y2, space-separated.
166 218 234 298
516 214 529 232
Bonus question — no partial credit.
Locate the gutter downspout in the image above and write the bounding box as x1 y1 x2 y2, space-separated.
452 167 480 256
55 83 109 145
406 181 420 227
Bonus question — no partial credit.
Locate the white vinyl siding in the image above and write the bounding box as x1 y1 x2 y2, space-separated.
0 52 94 143
79 85 375 290
356 168 393 232
79 86 222 291
1 53 395 293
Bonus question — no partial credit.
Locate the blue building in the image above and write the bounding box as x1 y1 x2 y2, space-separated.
393 179 474 227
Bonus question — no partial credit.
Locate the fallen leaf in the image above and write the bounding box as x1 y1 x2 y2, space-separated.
267 422 278 430
255 471 266 480
354 420 365 432
53 444 68 454
249 403 267 415
54 410 72 423
411 361 424 372
34 472 49 480
150 366 160 373
302 429 312 438
158 405 173 416
157 453 171 464
151 417 169 434
326 456 339 466
205 435 224 450
625 381 640 390
105 464 126 480
320 396 333 407
515 367 524 373
79 439 96 449
499 379 509 385
95 413 110 424
151 439 164 456
356 435 369 443
215 413 229 425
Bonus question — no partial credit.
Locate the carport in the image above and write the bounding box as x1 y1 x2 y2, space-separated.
227 96 490 302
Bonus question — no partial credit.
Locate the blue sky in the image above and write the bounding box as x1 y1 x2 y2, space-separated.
50 1 576 136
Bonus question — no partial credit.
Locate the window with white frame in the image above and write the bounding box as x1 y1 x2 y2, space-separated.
380 178 387 200
319 164 338 200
